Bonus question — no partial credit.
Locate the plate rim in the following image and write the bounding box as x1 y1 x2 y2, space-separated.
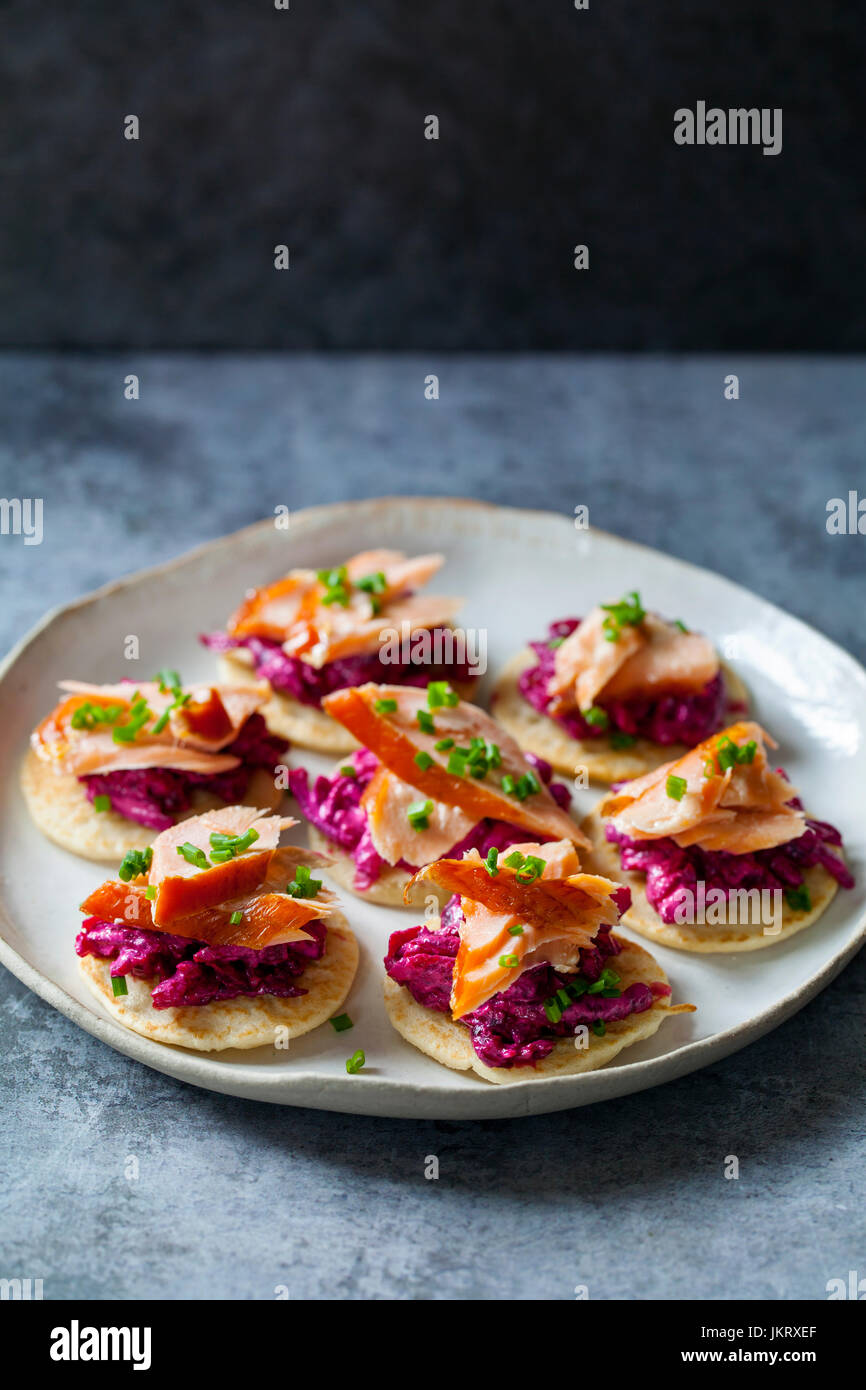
2 495 865 1118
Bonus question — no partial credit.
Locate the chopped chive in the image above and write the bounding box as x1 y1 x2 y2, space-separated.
591 1019 606 1037
583 705 610 730
498 954 520 969
374 697 397 714
340 764 356 777
177 842 209 870
484 847 499 876
427 680 458 709
330 1013 354 1032
601 591 645 642
704 758 716 778
447 750 468 776
716 736 738 772
407 798 434 830
500 773 517 796
548 636 565 649
345 1049 366 1074
673 620 689 633
229 910 244 925
515 855 545 884
144 885 157 901
737 739 757 765
507 924 524 935
414 750 434 772
416 709 435 735
111 976 129 998
92 794 112 813
785 885 812 913
544 998 563 1024
356 570 386 594
503 851 525 870
434 736 454 751
117 847 153 882
666 774 688 801
556 988 571 1009
610 731 637 750
286 864 322 899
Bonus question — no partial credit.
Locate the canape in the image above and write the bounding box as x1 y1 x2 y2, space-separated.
289 680 587 907
22 672 287 860
76 807 358 1050
383 839 693 1083
581 722 854 951
202 549 478 754
492 591 748 783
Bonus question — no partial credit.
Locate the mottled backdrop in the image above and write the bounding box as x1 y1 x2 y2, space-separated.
2 0 864 349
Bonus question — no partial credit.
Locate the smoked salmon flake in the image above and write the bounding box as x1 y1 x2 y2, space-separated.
80 809 338 950
225 550 463 667
548 602 720 714
600 721 807 854
407 840 625 1017
323 682 589 859
32 679 269 777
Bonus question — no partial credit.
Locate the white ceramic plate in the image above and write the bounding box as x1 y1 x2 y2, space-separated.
1 498 864 1119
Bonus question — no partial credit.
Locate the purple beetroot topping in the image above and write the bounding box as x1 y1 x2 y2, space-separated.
385 897 662 1069
79 713 287 832
289 749 573 892
606 807 854 925
517 617 729 746
76 915 325 1009
200 631 473 708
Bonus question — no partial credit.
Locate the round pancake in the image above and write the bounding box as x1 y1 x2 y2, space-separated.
79 912 359 1051
580 806 842 952
384 937 680 1084
490 651 749 784
308 824 449 911
20 748 282 862
217 651 479 755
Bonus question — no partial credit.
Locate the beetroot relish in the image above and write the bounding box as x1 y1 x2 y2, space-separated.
200 630 474 708
80 713 287 832
385 897 664 1069
517 617 730 745
606 803 854 925
76 915 326 1009
288 748 573 892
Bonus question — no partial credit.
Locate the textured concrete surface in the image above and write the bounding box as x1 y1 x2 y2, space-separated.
2 0 864 349
1 353 864 1300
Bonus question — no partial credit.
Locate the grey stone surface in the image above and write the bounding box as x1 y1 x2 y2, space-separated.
2 1 865 350
1 353 864 1300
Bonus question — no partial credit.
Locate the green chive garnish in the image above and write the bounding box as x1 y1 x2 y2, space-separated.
507 924 524 935
177 842 209 870
503 851 525 870
340 764 356 777
145 886 157 901
111 976 129 998
666 774 687 801
515 855 545 884
673 620 689 633
484 847 499 876
584 705 610 729
610 731 637 749
544 998 562 1024
356 571 386 595
92 795 111 813
407 798 434 830
414 751 434 771
374 697 397 714
229 910 244 925
498 954 519 969
591 1019 606 1037
345 1049 366 1074
286 865 322 899
785 885 812 913
330 1013 354 1032
434 737 454 751
416 709 435 735
600 591 645 642
117 847 153 882
427 680 458 709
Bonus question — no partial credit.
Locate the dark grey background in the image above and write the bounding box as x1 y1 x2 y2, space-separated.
2 0 864 349
1 353 864 1299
